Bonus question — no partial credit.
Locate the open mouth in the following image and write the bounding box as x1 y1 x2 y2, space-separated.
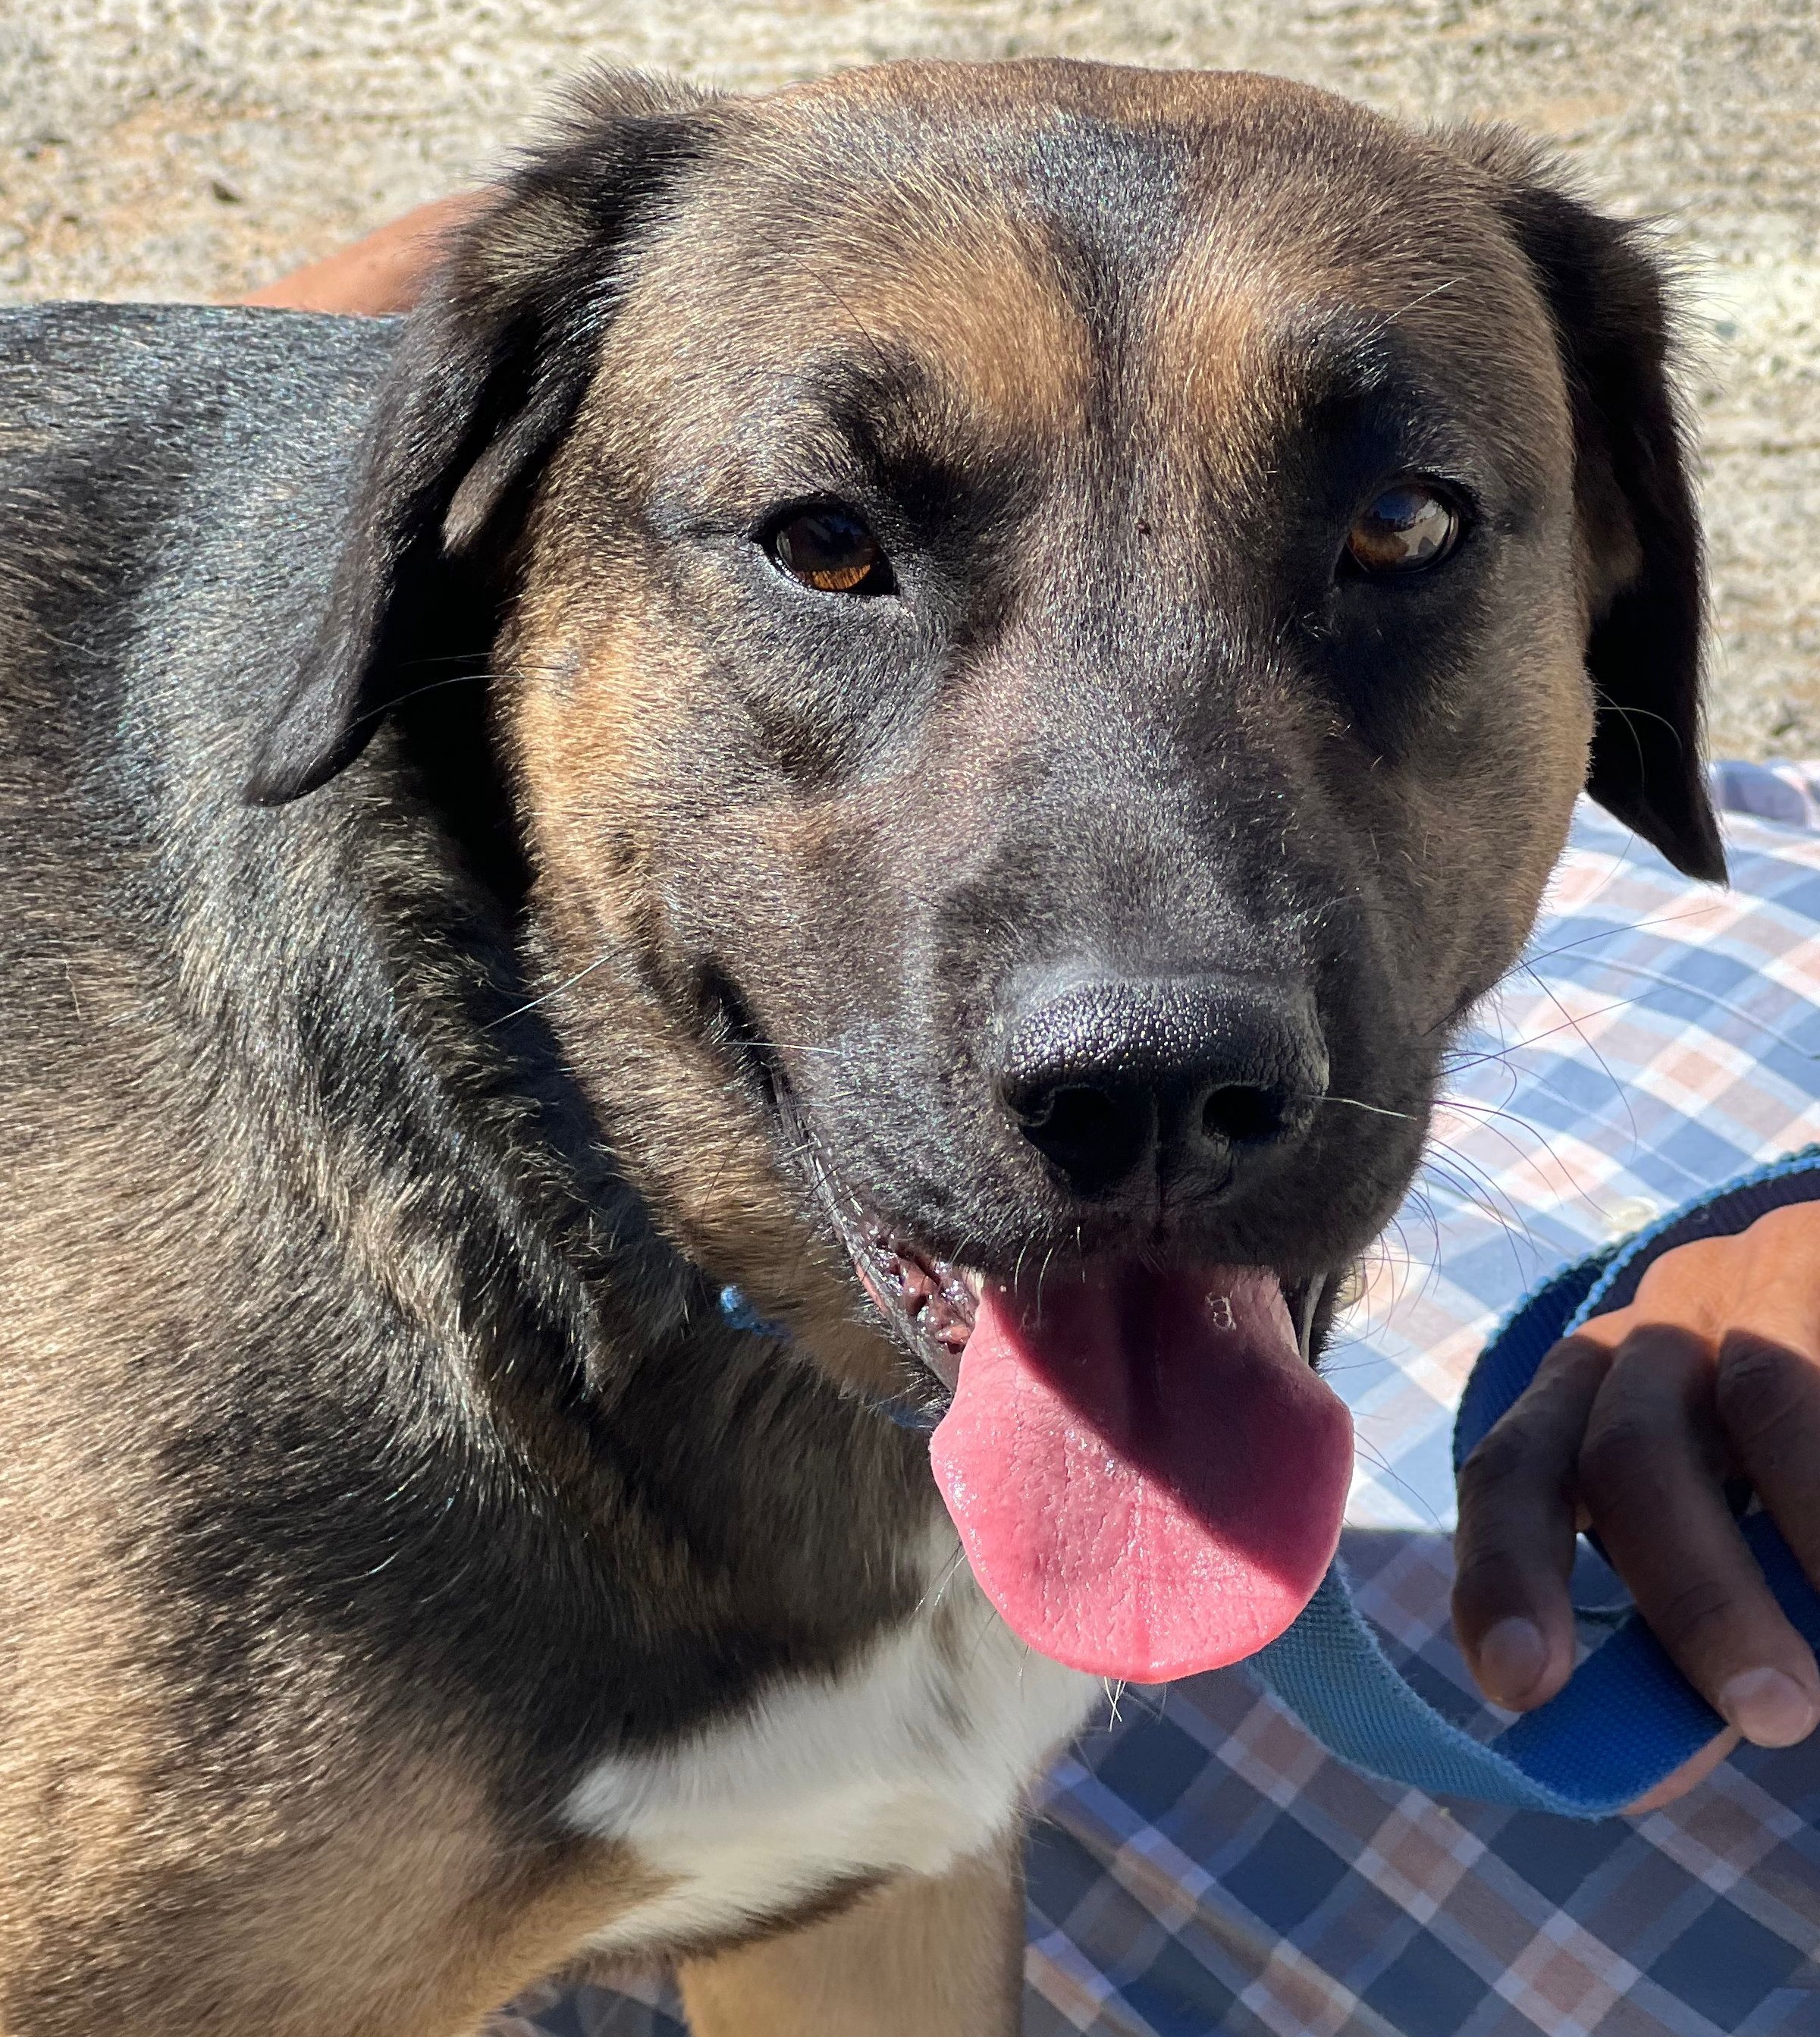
850 1218 1329 1393
844 1218 1354 1684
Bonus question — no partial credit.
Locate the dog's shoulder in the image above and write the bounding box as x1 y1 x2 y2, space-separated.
0 306 398 794
0 303 397 558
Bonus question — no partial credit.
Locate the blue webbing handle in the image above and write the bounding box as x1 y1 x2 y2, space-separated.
1248 1148 1820 1816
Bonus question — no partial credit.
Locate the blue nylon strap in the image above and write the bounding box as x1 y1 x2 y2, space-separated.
1250 1147 1820 1816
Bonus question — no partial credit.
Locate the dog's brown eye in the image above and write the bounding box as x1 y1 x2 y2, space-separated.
1346 483 1461 576
771 508 887 595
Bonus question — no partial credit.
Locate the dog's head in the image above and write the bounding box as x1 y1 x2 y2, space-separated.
251 61 1720 1677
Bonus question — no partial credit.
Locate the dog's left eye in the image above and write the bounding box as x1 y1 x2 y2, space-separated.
768 507 892 595
1345 482 1463 576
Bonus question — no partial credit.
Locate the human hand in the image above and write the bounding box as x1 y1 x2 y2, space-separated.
1451 1199 1820 1807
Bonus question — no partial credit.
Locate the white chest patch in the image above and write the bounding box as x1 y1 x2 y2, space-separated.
564 1529 1101 1951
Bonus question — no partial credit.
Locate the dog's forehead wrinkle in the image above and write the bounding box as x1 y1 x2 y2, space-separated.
748 347 1041 499
1150 271 1517 461
1018 116 1196 325
620 251 1090 476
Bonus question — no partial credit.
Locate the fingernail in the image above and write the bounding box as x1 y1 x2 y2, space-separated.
1478 1617 1548 1703
1718 1668 1820 1747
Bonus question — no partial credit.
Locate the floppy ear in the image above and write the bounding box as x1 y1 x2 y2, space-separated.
246 71 717 805
1449 128 1724 882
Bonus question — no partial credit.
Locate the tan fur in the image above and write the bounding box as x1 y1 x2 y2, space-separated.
676 1836 1025 2037
506 605 899 1393
2 1751 667 2036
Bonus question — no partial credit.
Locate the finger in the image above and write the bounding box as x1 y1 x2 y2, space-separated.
1582 1324 1820 1748
1715 1314 1820 1580
1454 1333 1613 1709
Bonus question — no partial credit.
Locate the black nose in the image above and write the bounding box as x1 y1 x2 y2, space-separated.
992 972 1327 1199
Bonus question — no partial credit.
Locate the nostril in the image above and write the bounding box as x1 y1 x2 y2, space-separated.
1028 1084 1122 1146
1202 1082 1288 1145
1012 1083 1151 1196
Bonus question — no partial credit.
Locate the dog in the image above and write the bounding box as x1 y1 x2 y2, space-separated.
0 57 1721 2037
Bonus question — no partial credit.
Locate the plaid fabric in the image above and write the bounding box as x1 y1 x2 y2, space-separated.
491 761 1820 2037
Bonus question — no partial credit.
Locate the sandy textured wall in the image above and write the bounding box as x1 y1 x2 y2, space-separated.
1 0 1813 754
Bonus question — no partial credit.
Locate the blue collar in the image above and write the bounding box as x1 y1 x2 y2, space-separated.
717 1283 943 1433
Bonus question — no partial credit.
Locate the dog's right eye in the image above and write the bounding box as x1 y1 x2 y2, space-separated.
767 507 893 596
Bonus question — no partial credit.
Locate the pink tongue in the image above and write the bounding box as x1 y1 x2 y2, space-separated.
929 1263 1352 1681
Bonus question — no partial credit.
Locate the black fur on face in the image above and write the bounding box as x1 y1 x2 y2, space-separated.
253 61 1721 1386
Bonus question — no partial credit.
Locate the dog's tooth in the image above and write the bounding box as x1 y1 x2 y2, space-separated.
893 1259 936 1307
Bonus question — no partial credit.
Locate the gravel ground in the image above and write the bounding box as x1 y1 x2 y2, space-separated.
2 0 1814 755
